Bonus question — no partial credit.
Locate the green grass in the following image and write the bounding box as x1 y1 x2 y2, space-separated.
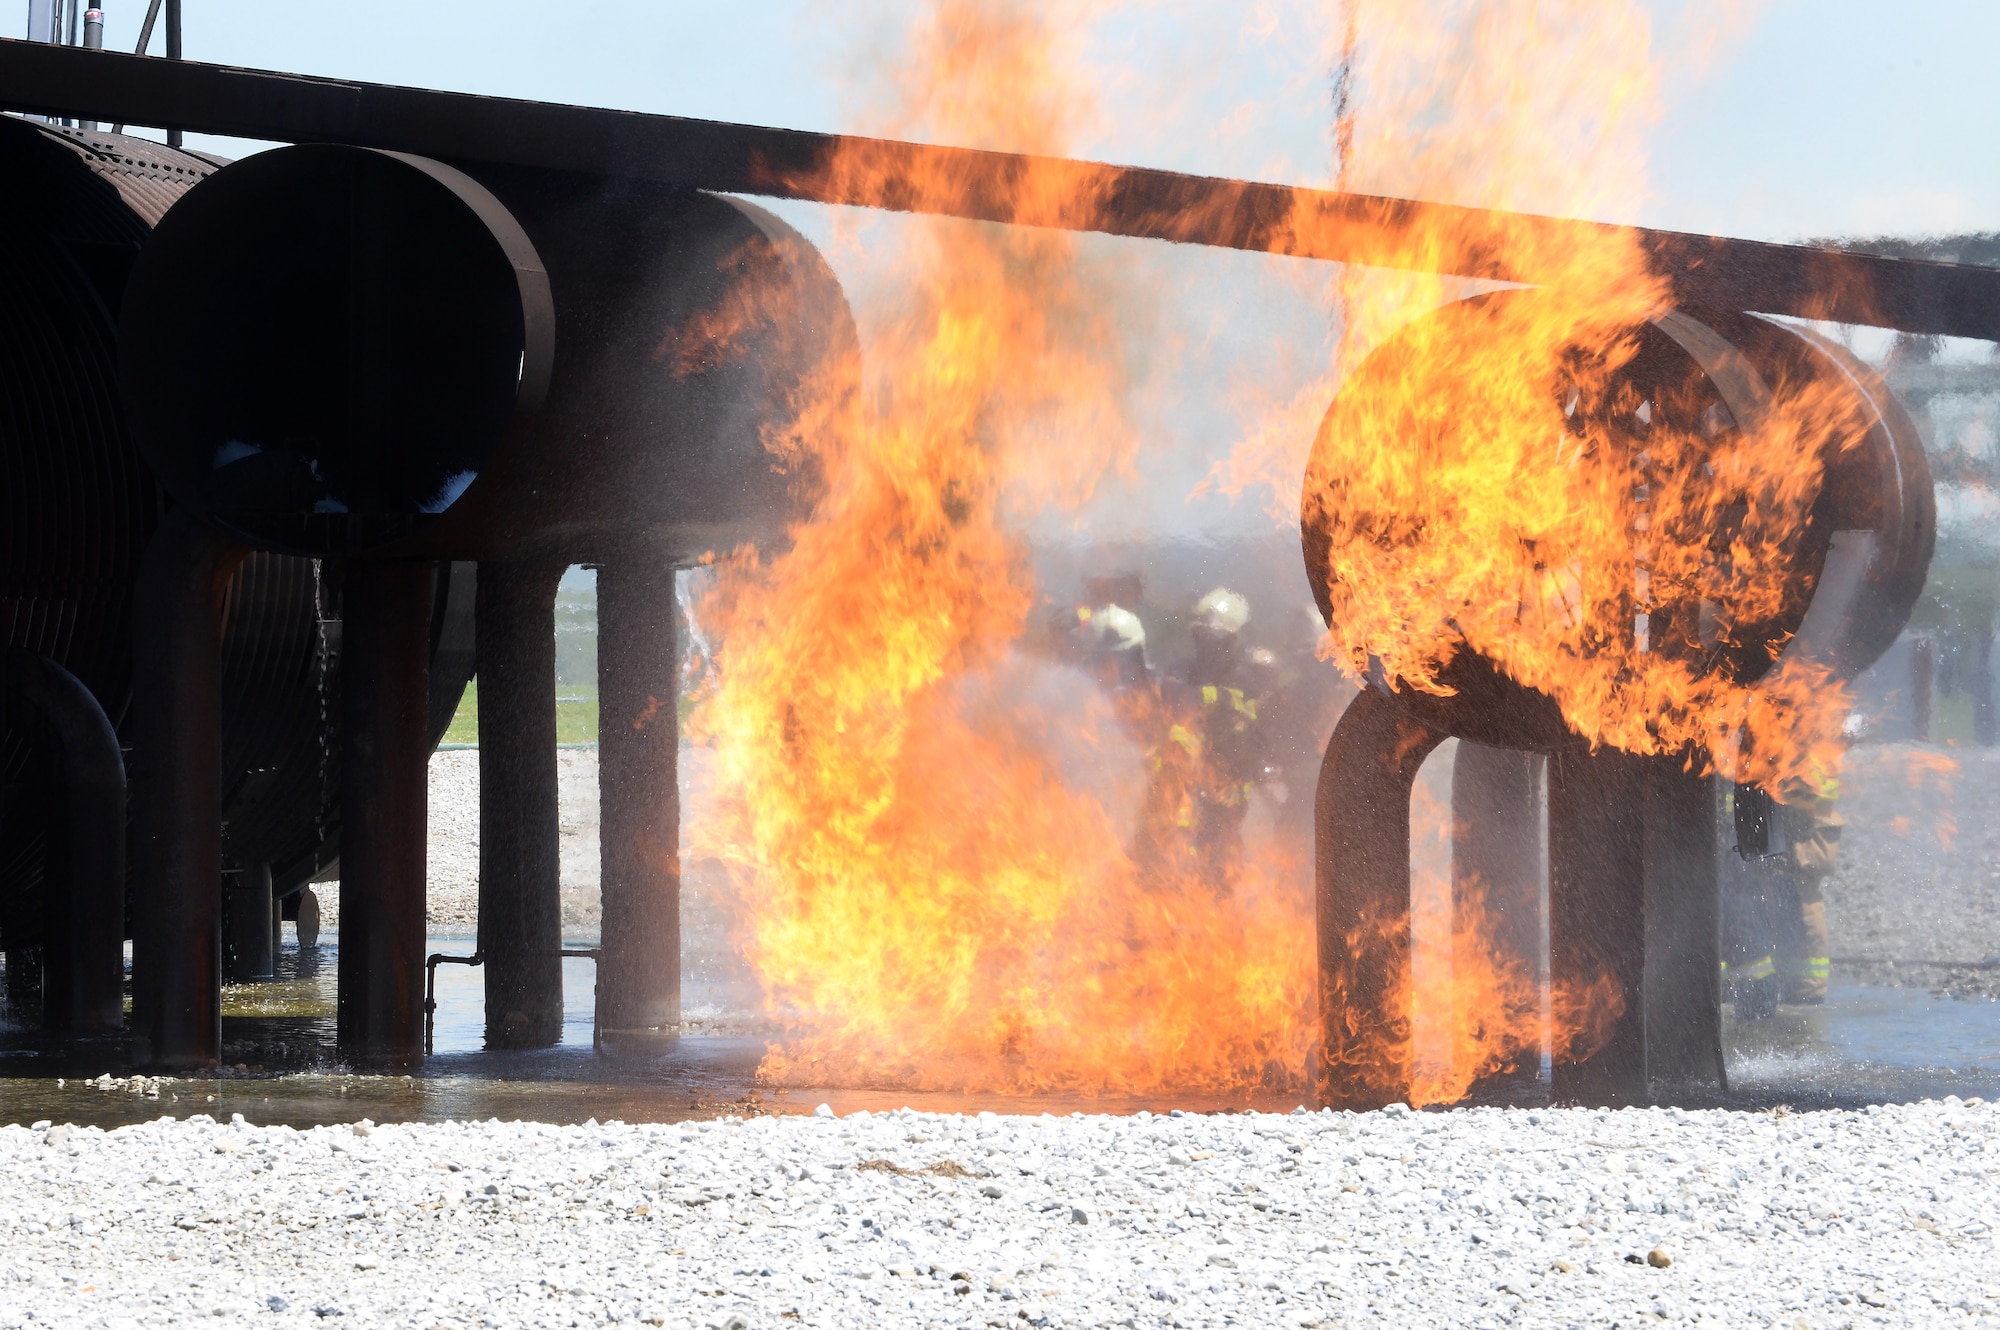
441 680 602 746
442 681 480 744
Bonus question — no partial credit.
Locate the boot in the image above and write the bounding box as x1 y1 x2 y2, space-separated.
1782 899 1830 1005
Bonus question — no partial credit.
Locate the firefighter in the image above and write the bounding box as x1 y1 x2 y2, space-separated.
1186 588 1268 893
1776 784 1841 1005
1079 601 1150 689
1723 766 1841 1016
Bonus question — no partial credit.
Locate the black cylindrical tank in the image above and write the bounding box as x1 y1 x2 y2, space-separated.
1299 290 1934 753
0 119 476 954
117 144 858 565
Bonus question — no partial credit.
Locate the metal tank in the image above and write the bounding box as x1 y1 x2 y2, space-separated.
115 144 858 1065
1300 290 1934 1109
0 116 476 1049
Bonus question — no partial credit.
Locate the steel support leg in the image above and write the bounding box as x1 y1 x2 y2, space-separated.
1640 760 1725 1098
1314 688 1447 1109
1548 747 1647 1105
129 510 247 1069
224 862 275 983
596 559 680 1042
1547 749 1725 1105
1450 742 1547 1093
336 560 434 1067
477 561 565 1049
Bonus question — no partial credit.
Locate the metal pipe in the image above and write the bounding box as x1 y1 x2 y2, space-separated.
78 6 101 128
129 509 249 1069
110 0 165 131
475 561 565 1049
595 559 680 1043
133 0 160 52
335 559 433 1068
424 949 481 1056
426 946 600 1055
1 648 127 1035
163 0 178 147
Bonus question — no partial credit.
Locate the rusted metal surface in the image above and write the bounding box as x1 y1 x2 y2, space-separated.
335 560 434 1069
128 509 248 1070
4 39 1998 340
476 561 565 1050
596 559 682 1042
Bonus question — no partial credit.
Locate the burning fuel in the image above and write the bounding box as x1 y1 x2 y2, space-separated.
683 0 1901 1106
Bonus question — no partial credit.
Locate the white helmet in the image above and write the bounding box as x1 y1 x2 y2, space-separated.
1194 587 1250 635
1087 603 1147 655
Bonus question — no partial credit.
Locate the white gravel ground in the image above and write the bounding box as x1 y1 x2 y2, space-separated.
3 1099 1994 1328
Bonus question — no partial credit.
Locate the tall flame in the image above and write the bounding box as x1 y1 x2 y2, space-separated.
692 0 1313 1097
689 0 1820 1104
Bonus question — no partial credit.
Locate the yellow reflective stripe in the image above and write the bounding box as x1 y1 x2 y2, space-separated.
1169 724 1198 754
1740 956 1775 981
1201 685 1218 706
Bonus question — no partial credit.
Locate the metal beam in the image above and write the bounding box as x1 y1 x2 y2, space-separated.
4 38 1998 341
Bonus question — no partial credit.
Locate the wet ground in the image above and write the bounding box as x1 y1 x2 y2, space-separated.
1 933 1994 1129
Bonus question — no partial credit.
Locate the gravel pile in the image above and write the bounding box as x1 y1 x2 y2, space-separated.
1825 743 2000 1000
2 1099 1993 1327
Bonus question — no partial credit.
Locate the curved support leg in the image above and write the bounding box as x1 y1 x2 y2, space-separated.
1 648 127 1035
1314 688 1447 1109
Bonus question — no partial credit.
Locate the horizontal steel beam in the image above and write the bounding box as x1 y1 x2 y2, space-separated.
5 38 1997 340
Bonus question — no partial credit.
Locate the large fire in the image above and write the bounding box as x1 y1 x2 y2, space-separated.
685 0 1845 1107
691 0 1313 1098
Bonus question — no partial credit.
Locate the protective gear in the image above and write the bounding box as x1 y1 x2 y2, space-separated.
1194 587 1250 636
1722 780 1841 1013
1190 589 1250 689
1131 593 1268 896
1078 603 1149 688
1084 604 1147 657
1778 794 1841 1004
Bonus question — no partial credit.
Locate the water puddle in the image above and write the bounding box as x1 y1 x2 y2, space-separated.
4 942 1993 1127
1722 982 2000 1106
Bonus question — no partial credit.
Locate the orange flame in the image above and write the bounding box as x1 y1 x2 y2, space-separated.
688 0 1809 1104
1284 2 1866 794
691 0 1313 1098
